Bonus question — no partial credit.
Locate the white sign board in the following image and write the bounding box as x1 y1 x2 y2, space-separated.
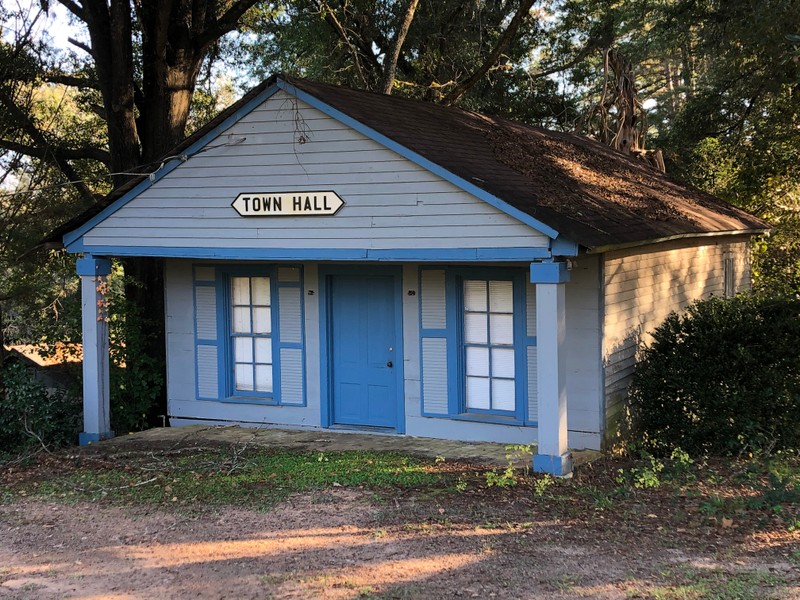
232 191 345 217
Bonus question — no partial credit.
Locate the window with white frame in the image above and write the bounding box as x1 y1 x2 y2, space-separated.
463 279 515 413
230 276 273 394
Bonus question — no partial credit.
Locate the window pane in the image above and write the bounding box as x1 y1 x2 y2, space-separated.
251 277 270 305
489 281 513 313
233 306 251 333
234 337 252 363
492 379 515 411
464 313 487 344
235 364 253 391
466 376 490 409
255 365 273 392
463 280 487 312
254 337 272 365
466 346 489 377
232 277 250 306
252 307 271 334
490 314 514 345
492 348 515 378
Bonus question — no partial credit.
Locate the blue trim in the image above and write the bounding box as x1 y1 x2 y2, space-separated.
63 84 283 247
448 267 528 423
318 268 331 428
276 269 307 406
79 431 114 445
533 452 574 477
277 79 560 239
195 263 307 407
69 244 553 262
525 330 539 428
76 255 112 276
530 261 571 284
318 265 406 433
193 274 221 401
550 237 580 257
418 266 530 425
418 268 448 418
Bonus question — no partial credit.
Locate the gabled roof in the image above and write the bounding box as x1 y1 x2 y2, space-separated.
51 74 768 251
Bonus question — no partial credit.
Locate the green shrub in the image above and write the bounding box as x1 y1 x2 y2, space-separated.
628 293 800 456
0 361 81 458
108 296 164 434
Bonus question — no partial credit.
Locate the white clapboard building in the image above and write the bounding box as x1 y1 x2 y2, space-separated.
53 75 768 475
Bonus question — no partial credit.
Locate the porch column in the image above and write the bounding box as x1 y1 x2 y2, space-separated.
77 254 113 445
530 261 572 477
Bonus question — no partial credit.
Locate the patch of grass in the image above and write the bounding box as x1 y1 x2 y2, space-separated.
645 567 785 600
6 449 447 509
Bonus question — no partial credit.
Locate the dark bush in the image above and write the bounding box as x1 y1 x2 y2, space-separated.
628 293 800 456
0 361 81 459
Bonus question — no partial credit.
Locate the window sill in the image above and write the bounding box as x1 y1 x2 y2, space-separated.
219 395 278 406
445 412 526 427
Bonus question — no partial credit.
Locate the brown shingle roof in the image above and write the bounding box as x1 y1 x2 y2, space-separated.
51 74 768 250
287 76 768 249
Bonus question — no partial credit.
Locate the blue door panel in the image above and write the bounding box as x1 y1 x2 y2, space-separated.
331 275 397 428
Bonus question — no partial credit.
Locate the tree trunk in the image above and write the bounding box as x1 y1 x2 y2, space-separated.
0 302 5 371
81 0 141 186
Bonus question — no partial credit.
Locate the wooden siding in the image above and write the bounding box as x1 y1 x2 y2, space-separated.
602 237 751 440
83 90 548 251
564 254 603 445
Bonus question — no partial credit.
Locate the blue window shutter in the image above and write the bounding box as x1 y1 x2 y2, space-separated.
420 269 450 416
525 281 538 425
275 268 306 406
194 266 220 400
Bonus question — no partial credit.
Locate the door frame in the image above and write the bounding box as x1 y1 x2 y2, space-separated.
318 265 406 433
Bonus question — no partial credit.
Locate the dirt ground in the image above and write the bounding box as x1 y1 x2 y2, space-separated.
0 431 798 599
1 492 797 600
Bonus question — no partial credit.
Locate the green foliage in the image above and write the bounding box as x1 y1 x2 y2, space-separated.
11 449 442 508
106 279 165 434
615 452 664 489
0 361 80 459
628 293 800 456
485 465 518 488
532 473 555 497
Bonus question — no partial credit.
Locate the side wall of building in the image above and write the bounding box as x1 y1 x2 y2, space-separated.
602 236 752 444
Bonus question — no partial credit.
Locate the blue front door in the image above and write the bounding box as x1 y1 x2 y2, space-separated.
331 274 398 428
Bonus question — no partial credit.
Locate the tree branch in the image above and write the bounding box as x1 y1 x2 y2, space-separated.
379 0 420 95
56 0 84 20
316 0 369 88
67 36 92 55
197 0 260 52
0 138 111 165
43 72 99 89
440 0 536 106
0 89 98 202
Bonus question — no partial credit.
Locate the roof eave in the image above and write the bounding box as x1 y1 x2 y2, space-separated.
585 228 770 255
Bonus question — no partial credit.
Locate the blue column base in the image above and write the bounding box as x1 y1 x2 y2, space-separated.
533 452 573 477
79 431 115 446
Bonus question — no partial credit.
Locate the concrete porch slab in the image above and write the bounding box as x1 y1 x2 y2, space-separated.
102 424 600 468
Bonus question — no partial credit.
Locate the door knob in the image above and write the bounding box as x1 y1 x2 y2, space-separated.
386 361 393 368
